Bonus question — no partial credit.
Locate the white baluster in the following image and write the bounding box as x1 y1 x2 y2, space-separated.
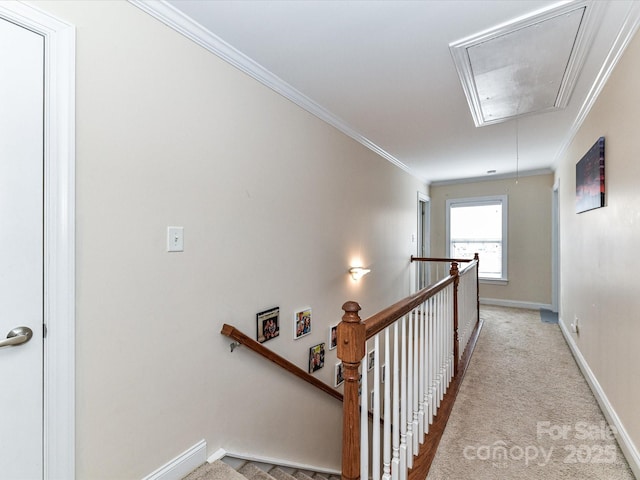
400 315 409 477
448 285 452 384
450 284 454 383
406 312 414 466
361 353 369 480
433 293 442 415
392 322 400 480
426 296 433 429
440 289 446 403
382 328 391 480
410 305 422 456
414 304 427 442
372 335 381 480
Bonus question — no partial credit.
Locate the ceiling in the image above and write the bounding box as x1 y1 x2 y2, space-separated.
140 0 640 185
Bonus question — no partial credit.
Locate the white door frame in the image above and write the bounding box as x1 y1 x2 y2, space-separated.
0 3 75 479
552 180 560 313
417 192 430 290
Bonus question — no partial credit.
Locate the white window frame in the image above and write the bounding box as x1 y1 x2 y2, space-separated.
445 195 508 284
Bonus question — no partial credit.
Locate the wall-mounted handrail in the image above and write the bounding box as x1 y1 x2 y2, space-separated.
220 324 343 403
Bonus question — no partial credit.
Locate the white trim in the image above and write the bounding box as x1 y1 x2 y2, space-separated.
553 1 640 168
128 0 425 183
479 278 508 286
559 320 640 478
480 298 552 311
207 448 227 463
551 184 560 313
0 3 76 479
210 450 341 477
143 440 207 480
449 0 604 127
430 168 553 187
416 192 431 291
446 195 508 282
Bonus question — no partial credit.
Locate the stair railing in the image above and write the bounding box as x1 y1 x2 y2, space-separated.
338 256 480 480
220 324 343 402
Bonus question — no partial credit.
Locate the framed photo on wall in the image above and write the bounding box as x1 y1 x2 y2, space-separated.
576 136 605 214
334 362 344 387
294 307 312 339
256 306 280 344
329 323 338 350
309 342 325 373
367 349 375 371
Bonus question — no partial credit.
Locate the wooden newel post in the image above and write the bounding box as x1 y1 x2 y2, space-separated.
450 262 460 374
337 301 366 480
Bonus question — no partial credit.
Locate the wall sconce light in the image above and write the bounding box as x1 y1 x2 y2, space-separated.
349 267 371 281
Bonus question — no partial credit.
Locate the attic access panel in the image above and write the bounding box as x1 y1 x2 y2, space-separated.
450 1 603 127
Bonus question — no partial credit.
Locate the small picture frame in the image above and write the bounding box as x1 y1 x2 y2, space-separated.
367 349 375 371
329 324 338 350
334 362 344 387
256 306 280 344
294 307 312 339
309 342 325 373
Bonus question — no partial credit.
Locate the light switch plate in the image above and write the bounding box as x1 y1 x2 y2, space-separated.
167 226 184 252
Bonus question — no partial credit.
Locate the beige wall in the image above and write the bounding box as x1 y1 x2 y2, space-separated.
430 174 554 306
35 1 426 478
556 29 640 464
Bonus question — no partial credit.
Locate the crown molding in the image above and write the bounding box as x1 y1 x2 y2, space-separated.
128 0 425 183
430 168 554 187
553 1 640 167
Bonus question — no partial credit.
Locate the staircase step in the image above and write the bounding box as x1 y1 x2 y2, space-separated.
238 462 278 480
182 460 247 480
182 457 339 480
268 467 297 480
293 472 315 480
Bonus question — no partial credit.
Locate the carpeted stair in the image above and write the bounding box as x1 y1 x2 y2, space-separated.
183 459 340 480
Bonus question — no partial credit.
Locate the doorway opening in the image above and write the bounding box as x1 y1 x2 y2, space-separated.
417 192 430 290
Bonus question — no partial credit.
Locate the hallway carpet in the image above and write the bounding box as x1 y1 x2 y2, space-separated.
427 305 635 480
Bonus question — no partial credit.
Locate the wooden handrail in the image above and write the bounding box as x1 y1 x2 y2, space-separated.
221 324 343 403
364 271 457 339
338 255 480 480
410 255 474 263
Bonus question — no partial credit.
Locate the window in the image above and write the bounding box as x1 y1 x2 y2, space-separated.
446 195 507 282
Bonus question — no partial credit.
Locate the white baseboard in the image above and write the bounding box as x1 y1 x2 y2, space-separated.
142 440 207 480
480 297 552 310
559 320 640 478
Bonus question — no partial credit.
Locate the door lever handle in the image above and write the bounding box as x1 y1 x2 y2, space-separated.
0 327 33 348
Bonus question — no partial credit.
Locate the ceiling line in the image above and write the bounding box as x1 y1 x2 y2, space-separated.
128 0 428 183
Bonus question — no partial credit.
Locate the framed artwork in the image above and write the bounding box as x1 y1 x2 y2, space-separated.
576 136 605 214
256 306 279 344
294 307 312 339
329 324 338 350
309 342 325 373
367 349 375 371
334 362 344 387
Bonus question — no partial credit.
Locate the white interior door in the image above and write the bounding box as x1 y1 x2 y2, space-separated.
0 17 44 479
